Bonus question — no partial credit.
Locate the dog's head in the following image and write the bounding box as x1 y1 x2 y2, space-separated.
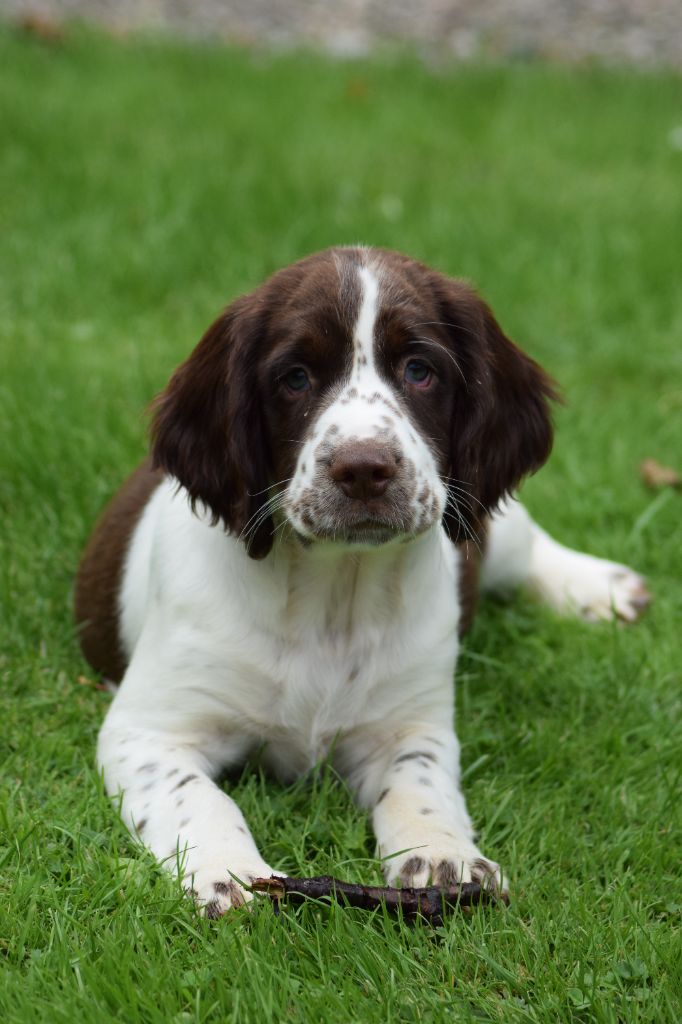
152 247 557 557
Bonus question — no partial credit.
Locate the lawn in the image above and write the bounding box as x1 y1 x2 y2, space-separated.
0 24 681 1023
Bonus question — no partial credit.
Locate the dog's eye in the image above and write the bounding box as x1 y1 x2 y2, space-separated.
283 367 311 393
404 359 432 387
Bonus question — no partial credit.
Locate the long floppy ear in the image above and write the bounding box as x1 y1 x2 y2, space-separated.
434 277 558 542
150 295 274 559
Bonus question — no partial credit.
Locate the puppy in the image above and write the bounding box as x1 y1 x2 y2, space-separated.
75 247 650 915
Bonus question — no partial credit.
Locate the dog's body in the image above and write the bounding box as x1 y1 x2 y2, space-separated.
76 247 649 915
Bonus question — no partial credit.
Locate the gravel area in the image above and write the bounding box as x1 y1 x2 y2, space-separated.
3 0 682 67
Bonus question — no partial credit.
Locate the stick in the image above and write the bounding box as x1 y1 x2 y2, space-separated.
250 874 506 924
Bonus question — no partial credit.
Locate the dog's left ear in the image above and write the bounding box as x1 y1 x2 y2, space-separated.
150 293 275 559
433 275 558 540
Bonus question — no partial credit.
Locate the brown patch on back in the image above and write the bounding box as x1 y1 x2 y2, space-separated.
456 520 488 636
74 458 163 682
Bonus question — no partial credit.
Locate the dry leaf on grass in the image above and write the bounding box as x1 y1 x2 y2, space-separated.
18 14 66 43
77 674 109 692
639 458 681 490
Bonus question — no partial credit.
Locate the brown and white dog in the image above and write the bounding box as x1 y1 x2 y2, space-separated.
75 247 650 916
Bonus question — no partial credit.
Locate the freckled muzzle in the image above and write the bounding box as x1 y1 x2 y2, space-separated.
320 437 411 542
284 418 445 546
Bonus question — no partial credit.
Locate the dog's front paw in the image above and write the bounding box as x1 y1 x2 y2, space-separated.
384 837 505 893
191 862 280 918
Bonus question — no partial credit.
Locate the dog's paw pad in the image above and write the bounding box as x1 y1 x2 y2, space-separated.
470 857 505 889
390 844 505 893
191 863 278 918
205 880 248 917
398 856 427 887
201 880 249 918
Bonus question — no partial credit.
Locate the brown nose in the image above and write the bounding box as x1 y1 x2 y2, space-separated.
330 442 398 501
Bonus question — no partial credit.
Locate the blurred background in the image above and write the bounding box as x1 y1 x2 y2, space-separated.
3 0 682 65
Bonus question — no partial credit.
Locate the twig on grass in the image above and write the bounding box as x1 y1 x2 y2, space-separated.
250 874 506 925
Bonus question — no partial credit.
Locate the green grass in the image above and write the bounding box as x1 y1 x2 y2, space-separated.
1 25 681 1023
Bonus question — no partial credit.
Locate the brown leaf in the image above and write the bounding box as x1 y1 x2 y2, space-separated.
639 458 681 490
18 14 65 44
345 78 369 101
77 674 108 691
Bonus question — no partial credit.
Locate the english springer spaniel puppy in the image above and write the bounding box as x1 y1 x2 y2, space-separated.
75 247 650 916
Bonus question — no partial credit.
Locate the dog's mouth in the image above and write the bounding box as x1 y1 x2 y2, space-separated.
334 519 399 546
303 524 400 547
292 505 412 547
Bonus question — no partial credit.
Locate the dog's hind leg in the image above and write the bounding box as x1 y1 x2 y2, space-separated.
480 498 651 623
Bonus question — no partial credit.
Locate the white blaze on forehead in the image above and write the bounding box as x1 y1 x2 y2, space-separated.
352 265 380 378
284 253 448 538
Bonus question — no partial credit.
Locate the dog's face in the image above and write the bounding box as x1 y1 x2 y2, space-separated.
152 247 556 556
262 259 454 547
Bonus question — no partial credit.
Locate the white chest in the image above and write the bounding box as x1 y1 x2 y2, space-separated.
117 489 461 772
235 539 460 761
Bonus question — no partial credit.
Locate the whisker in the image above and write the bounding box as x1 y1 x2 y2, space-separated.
271 517 294 542
445 489 476 517
442 474 476 488
442 478 488 514
240 493 283 534
442 486 483 551
443 506 482 554
248 477 293 498
240 492 288 543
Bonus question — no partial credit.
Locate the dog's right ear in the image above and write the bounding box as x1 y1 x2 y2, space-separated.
150 295 274 558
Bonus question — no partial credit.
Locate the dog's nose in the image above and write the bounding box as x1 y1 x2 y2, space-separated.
330 443 398 501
